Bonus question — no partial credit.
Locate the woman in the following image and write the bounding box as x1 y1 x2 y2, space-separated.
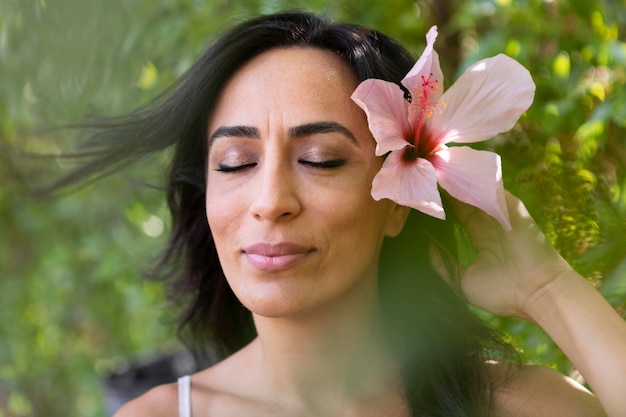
58 12 624 417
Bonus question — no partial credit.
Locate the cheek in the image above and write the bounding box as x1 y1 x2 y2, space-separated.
316 181 393 247
205 184 244 252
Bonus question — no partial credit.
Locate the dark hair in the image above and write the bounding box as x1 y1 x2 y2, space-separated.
53 11 514 417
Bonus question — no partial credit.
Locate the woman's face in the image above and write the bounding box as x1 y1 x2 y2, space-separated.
206 47 408 318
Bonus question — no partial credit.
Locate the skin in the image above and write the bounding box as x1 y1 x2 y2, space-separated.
115 47 624 417
451 193 625 417
204 47 408 321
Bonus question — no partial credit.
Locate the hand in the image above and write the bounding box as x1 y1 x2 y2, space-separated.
443 192 626 417
444 191 574 319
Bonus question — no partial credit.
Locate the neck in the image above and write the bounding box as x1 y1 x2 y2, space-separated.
250 280 407 416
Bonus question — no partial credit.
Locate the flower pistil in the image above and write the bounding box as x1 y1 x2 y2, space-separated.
404 72 445 162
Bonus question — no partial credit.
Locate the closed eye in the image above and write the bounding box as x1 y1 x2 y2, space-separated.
298 159 346 169
216 162 257 173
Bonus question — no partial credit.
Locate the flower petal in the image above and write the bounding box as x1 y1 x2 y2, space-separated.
401 26 443 95
406 50 445 131
400 26 444 141
352 79 412 155
430 146 510 230
372 150 445 219
429 54 535 145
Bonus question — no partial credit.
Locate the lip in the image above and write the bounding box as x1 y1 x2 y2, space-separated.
242 242 313 272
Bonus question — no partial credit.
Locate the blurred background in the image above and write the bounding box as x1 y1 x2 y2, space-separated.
1 0 625 416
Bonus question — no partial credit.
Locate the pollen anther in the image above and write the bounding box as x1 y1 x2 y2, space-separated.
410 72 446 119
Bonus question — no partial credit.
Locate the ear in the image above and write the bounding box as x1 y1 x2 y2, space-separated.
383 203 411 237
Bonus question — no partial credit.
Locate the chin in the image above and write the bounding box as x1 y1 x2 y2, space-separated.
234 282 320 319
247 300 321 320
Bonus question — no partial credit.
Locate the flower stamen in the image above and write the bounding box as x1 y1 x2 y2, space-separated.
407 73 446 157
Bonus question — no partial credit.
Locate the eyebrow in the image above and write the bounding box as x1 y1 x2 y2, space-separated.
288 122 358 145
209 125 260 141
208 121 359 147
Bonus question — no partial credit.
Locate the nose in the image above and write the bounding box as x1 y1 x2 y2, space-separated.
249 158 302 222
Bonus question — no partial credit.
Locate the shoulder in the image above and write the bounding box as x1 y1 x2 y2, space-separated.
113 382 179 417
490 363 606 417
112 361 250 417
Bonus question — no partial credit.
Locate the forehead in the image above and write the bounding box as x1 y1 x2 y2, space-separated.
209 47 361 126
228 46 356 93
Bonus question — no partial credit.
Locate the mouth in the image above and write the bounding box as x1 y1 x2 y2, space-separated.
242 242 314 272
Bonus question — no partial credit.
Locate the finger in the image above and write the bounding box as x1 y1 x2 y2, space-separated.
444 189 505 244
504 191 537 230
429 244 469 296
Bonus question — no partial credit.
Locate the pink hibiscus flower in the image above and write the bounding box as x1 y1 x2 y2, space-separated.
351 26 535 230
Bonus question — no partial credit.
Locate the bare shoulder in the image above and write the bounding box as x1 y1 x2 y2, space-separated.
112 356 261 417
489 362 606 417
113 382 178 417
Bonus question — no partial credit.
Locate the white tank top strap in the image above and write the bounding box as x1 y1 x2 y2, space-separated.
177 375 192 417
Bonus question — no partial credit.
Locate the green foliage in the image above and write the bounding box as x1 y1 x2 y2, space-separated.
1 0 625 415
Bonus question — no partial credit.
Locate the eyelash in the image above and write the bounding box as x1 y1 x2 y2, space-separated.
216 163 256 173
215 159 345 173
298 159 345 169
